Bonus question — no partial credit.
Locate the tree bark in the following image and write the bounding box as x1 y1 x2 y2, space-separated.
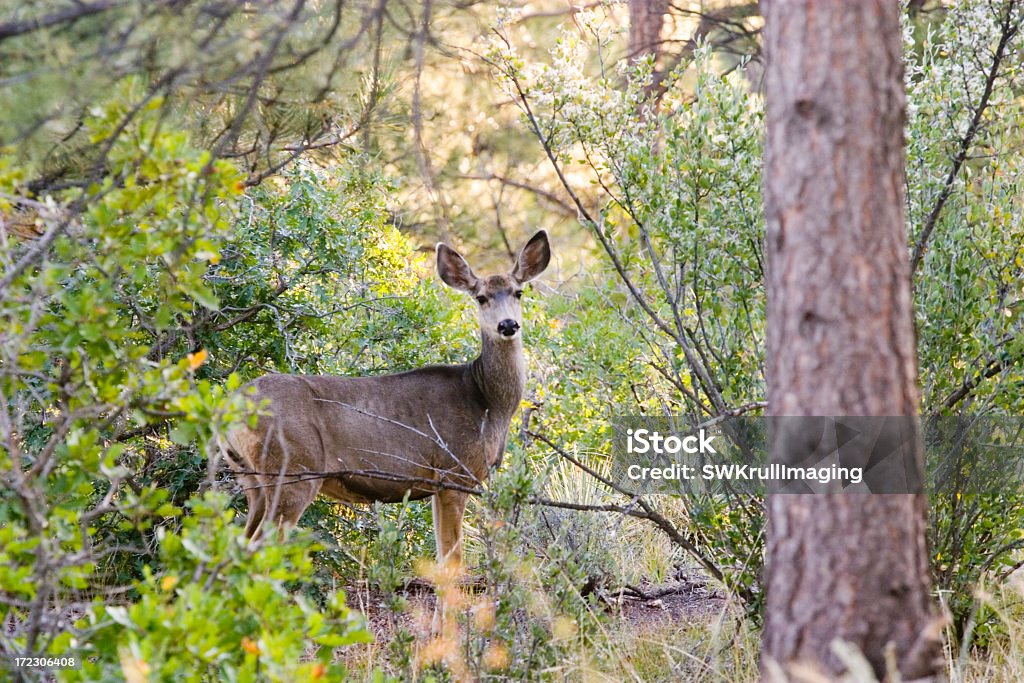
761 1 941 680
628 0 668 60
629 0 668 100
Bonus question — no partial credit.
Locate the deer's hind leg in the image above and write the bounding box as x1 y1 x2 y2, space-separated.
263 479 322 536
243 484 267 539
223 428 273 539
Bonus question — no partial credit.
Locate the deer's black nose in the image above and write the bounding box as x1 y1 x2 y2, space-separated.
497 319 520 337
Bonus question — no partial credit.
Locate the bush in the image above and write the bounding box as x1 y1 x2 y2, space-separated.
68 493 372 682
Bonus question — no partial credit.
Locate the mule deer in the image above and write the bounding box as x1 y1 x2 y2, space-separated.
222 231 551 571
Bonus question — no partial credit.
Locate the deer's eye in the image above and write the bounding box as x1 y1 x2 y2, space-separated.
475 295 488 305
514 290 523 299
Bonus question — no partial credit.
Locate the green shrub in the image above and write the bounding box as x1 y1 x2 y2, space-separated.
67 493 372 682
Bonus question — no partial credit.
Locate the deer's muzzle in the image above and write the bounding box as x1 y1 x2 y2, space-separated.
497 319 520 337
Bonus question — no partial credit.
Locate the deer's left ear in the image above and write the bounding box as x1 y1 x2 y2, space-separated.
512 230 551 284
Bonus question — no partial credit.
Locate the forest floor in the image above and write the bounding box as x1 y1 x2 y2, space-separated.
608 571 727 626
347 567 726 638
336 567 762 680
340 567 735 666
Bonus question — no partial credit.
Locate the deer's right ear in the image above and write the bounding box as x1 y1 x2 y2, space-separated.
437 243 478 292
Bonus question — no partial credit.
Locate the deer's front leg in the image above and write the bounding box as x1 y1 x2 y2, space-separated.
431 488 468 633
432 488 468 571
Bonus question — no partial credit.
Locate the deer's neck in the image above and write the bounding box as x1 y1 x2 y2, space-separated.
470 334 526 418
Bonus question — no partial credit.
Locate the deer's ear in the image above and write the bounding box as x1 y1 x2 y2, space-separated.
437 243 479 292
512 230 551 284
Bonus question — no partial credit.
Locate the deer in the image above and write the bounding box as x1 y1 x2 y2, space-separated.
221 230 551 573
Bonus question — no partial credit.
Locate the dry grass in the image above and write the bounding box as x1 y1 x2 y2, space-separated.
333 576 1024 682
334 456 1024 681
948 580 1024 683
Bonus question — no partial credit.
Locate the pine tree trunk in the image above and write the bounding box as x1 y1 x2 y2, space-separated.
628 0 668 60
629 0 668 100
761 1 941 679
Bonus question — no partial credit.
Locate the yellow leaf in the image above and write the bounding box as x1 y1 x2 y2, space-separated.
241 636 261 655
195 250 221 264
187 349 207 371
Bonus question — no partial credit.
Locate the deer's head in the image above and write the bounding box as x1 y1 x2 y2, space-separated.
437 230 551 342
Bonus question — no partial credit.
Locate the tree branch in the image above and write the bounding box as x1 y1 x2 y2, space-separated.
936 339 1020 412
0 1 124 41
527 429 755 605
910 1 1022 275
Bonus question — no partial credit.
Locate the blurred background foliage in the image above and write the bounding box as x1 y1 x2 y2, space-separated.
1 1 1023 680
